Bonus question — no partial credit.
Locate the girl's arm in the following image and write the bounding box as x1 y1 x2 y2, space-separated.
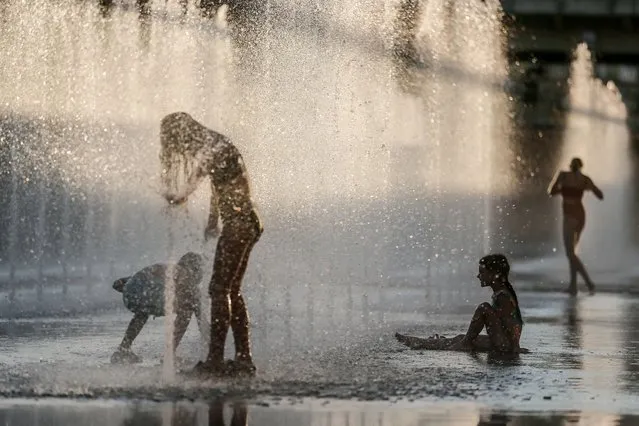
164 165 206 205
119 313 149 350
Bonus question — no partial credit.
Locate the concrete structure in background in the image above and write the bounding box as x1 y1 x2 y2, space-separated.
502 0 639 16
501 0 639 135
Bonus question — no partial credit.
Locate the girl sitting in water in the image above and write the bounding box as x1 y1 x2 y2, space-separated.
396 254 526 353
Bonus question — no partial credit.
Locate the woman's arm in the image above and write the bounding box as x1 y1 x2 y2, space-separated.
204 181 220 240
586 176 604 200
547 171 563 196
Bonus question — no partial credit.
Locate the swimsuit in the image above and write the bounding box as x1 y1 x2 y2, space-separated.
560 186 586 232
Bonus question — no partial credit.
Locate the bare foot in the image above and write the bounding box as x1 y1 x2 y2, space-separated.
186 360 230 379
231 359 257 378
186 359 256 379
563 287 578 296
110 348 143 364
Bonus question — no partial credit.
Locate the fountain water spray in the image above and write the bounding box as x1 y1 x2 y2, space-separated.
35 171 48 300
60 189 71 294
0 0 515 363
8 140 19 301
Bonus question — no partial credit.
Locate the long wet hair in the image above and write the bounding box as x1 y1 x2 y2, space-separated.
479 254 523 323
160 112 208 196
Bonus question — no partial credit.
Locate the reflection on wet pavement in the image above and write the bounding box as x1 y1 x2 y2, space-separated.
0 398 637 426
0 0 637 422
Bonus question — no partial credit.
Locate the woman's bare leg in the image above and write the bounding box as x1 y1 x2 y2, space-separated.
229 235 258 365
563 219 595 294
206 234 248 368
573 229 595 293
563 219 579 294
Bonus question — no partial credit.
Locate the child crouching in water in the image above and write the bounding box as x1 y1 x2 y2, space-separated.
396 254 525 353
111 252 206 364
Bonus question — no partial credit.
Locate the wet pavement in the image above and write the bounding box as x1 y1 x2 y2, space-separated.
0 290 638 423
1 0 639 423
513 254 639 294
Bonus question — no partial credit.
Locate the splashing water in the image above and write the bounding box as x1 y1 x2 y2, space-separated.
0 0 516 367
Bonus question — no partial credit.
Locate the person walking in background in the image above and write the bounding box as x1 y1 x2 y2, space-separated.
548 157 603 295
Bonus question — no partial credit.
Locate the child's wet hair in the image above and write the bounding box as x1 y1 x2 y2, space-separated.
479 254 510 277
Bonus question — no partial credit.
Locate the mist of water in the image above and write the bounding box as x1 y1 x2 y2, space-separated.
0 0 515 363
